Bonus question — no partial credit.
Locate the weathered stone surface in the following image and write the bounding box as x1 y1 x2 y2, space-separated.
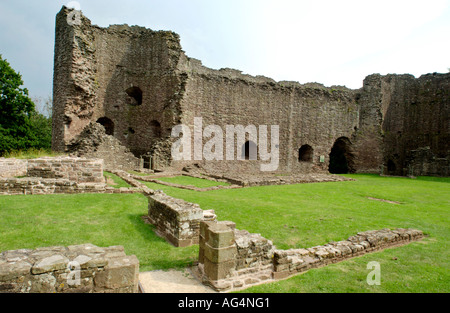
51 7 449 177
147 191 217 247
0 158 27 178
27 157 105 184
94 255 139 292
0 244 139 293
32 255 70 275
199 223 424 292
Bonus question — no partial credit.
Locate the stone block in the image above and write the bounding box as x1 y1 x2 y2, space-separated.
202 258 235 281
31 255 70 275
94 255 139 292
203 244 237 264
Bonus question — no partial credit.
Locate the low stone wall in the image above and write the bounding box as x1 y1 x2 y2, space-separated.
0 177 143 196
196 221 424 292
198 221 274 291
147 191 217 247
0 244 139 293
199 172 353 187
0 178 104 195
272 228 424 280
27 157 105 183
0 158 27 178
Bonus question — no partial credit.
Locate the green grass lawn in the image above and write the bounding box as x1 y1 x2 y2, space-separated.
0 193 198 272
104 171 132 188
149 176 230 188
0 174 448 292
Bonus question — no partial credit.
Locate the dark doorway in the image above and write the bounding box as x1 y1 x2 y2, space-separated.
329 137 355 174
149 120 162 138
387 159 396 175
242 141 257 160
143 155 152 170
96 117 114 136
299 145 314 162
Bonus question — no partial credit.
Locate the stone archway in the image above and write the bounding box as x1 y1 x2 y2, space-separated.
329 137 355 174
299 145 314 162
96 117 114 136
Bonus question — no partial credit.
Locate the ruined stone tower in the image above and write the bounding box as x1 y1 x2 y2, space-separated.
53 7 449 176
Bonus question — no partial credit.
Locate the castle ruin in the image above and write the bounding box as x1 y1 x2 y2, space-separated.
52 7 449 177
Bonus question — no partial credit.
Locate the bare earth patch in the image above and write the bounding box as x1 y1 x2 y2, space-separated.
139 269 216 293
367 197 401 205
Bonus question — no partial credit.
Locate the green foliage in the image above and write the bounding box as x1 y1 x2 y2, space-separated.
0 55 52 155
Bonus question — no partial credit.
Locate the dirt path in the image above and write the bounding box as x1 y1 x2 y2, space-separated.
139 268 217 293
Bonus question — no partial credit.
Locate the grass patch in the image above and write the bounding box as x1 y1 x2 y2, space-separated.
104 172 131 188
0 193 197 272
0 174 448 292
3 148 65 159
149 176 230 188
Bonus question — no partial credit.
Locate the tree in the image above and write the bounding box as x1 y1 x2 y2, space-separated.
0 55 51 154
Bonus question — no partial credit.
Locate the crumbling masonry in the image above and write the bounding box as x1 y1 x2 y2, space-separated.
52 7 449 177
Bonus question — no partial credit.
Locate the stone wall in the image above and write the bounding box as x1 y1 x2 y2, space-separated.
27 157 105 184
175 56 360 175
0 244 139 293
356 73 450 176
147 191 217 247
272 228 424 281
53 7 449 177
0 158 27 178
198 221 274 291
0 178 105 196
53 7 184 162
197 220 424 292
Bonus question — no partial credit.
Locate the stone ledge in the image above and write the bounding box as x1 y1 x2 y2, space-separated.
0 244 139 293
198 222 424 292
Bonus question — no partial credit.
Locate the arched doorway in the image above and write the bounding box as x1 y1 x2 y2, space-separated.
96 117 114 136
329 137 355 174
242 141 257 160
298 145 314 162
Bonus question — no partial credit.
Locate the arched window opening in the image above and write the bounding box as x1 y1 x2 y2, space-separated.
126 86 143 106
96 117 114 136
299 145 314 162
149 120 162 138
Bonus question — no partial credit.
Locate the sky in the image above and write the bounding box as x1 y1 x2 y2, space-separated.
0 0 449 111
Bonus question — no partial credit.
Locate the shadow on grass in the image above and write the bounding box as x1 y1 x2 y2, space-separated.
126 214 199 271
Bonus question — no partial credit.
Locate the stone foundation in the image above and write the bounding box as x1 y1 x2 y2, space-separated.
197 221 275 291
0 158 28 178
272 228 424 281
27 157 105 184
196 221 424 292
147 191 217 247
0 244 139 293
0 157 154 196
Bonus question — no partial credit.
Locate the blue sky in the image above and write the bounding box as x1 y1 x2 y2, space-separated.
0 0 449 109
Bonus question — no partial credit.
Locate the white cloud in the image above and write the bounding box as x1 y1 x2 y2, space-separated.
0 0 448 97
